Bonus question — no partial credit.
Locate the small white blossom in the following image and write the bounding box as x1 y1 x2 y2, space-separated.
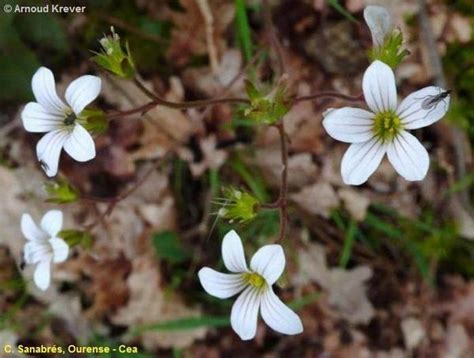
21 67 101 177
198 230 303 340
364 5 392 48
21 210 69 291
323 60 450 185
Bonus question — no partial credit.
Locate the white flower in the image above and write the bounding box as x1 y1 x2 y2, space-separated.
198 230 303 340
364 5 392 47
323 60 450 185
21 67 101 177
21 210 69 291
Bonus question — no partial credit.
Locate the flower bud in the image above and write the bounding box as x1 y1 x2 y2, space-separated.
218 187 260 224
44 179 79 204
364 6 409 68
91 27 135 79
243 80 290 125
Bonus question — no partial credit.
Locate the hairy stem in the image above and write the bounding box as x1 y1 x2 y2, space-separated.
133 77 249 109
293 91 364 104
272 121 289 242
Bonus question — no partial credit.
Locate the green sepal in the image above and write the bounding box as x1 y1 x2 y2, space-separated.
243 81 290 125
59 229 93 249
91 28 136 79
79 108 108 134
218 187 260 224
368 29 410 68
44 178 79 204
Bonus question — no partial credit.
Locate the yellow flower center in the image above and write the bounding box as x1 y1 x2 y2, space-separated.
244 272 266 289
373 110 402 142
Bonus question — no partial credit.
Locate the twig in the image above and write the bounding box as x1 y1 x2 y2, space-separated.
106 79 249 120
262 0 285 76
196 0 219 74
276 121 289 242
133 77 249 108
261 122 289 242
293 91 364 104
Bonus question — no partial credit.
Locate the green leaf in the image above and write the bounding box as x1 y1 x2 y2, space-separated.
0 13 40 103
133 315 230 335
230 157 269 202
339 219 357 268
326 0 357 22
288 291 321 310
152 231 188 264
13 13 69 54
234 0 253 62
245 80 260 101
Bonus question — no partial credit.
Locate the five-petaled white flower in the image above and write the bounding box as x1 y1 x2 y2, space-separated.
323 60 450 185
21 67 101 177
21 210 69 291
364 5 392 48
198 230 303 340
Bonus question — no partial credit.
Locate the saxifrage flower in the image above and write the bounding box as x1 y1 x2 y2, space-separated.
21 67 101 177
198 230 303 340
323 60 450 185
21 210 69 290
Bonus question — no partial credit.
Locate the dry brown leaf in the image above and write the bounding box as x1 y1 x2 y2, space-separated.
291 181 339 219
401 317 426 351
338 187 371 222
167 0 234 68
298 243 375 324
112 255 206 349
190 135 228 177
444 324 471 358
255 147 318 189
182 49 244 97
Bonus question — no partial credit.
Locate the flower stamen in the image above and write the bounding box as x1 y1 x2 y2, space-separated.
244 272 265 289
373 110 402 142
63 110 77 127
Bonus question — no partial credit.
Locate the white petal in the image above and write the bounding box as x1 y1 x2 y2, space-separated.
50 238 69 263
31 67 67 113
198 267 247 299
261 287 303 335
341 138 386 185
21 102 63 133
40 210 63 237
65 75 101 115
63 124 96 162
322 107 375 143
387 130 429 181
21 213 47 241
363 60 397 113
24 241 51 265
33 256 52 291
230 286 261 340
250 245 285 285
397 86 450 129
364 5 392 47
221 230 248 273
36 129 68 177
